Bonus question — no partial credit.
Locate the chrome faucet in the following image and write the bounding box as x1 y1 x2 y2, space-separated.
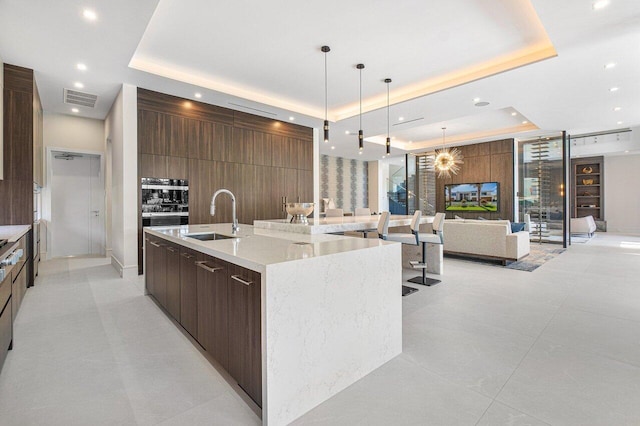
210 189 239 234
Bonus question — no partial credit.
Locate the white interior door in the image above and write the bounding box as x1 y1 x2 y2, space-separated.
51 152 104 257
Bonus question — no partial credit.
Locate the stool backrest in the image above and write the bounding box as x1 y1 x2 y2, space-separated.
410 210 422 233
355 208 371 216
432 212 445 243
325 208 344 217
377 212 390 239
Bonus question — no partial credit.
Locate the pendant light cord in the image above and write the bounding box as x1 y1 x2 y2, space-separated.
359 68 362 130
324 52 328 120
387 83 390 138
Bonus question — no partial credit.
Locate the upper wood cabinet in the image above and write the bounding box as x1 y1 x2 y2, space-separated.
139 110 166 155
33 82 43 186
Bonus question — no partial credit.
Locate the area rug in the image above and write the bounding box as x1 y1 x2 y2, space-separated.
504 244 566 272
445 244 566 272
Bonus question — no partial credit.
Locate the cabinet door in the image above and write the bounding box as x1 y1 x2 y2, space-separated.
145 236 155 297
165 243 181 321
179 247 198 338
0 297 12 368
196 254 229 369
228 264 262 406
139 110 166 155
154 240 168 308
11 264 26 322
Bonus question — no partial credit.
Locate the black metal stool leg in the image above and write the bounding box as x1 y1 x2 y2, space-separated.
408 241 441 286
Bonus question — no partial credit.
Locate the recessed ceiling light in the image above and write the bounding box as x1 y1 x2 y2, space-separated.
74 82 84 89
609 87 619 92
625 150 629 153
614 107 622 111
194 92 202 99
475 101 490 107
398 117 404 121
511 112 517 116
473 97 481 103
288 116 295 121
71 108 79 113
82 9 97 21
617 121 623 125
76 63 87 71
592 0 610 10
604 62 616 69
345 131 350 135
331 146 335 150
382 155 386 159
358 151 362 155
392 136 396 140
522 120 529 124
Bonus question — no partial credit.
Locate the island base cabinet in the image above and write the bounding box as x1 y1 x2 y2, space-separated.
228 264 262 406
196 254 229 370
165 243 181 321
179 247 198 339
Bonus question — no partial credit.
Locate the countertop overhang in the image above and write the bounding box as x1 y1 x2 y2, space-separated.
144 223 397 273
254 214 434 234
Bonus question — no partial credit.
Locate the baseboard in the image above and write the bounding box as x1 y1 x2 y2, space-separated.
110 255 138 279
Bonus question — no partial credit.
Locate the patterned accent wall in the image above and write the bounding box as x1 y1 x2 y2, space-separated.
320 155 368 213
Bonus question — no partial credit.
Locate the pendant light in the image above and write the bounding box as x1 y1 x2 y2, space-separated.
384 78 392 155
434 127 463 178
357 64 365 150
321 45 331 143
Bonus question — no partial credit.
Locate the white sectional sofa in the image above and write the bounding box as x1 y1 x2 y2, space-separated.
443 219 530 263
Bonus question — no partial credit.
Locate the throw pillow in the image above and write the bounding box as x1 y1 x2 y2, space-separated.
511 222 526 233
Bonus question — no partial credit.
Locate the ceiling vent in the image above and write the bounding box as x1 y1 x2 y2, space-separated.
63 88 98 108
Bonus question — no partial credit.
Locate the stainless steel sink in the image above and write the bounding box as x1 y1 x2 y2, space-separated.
185 233 233 241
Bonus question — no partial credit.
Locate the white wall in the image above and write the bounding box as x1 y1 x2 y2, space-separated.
41 113 106 258
604 154 640 235
105 84 138 278
368 161 390 213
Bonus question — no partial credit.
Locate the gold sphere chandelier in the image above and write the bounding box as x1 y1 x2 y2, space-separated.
434 127 463 178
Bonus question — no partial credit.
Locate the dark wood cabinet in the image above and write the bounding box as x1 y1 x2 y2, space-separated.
196 254 229 369
144 231 262 408
0 291 11 371
11 261 26 323
228 263 262 406
179 247 198 338
165 243 181 321
139 109 166 155
166 115 187 158
145 237 155 297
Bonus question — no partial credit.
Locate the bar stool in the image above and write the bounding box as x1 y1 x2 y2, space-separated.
408 212 445 286
325 208 344 217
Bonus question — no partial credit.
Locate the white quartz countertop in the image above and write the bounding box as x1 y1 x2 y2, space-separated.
144 223 396 273
253 214 434 234
0 225 31 242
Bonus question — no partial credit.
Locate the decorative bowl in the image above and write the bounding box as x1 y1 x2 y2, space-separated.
285 203 315 224
582 166 593 174
582 178 594 185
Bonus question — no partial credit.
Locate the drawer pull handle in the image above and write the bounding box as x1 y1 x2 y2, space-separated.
180 253 194 259
231 275 252 286
166 247 177 253
149 242 161 247
195 261 223 273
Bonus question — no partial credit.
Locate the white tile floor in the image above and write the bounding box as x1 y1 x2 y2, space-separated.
1 233 639 425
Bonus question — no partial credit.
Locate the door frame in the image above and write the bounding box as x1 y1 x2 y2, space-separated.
46 147 106 259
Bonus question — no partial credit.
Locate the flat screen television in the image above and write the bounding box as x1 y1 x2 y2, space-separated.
445 182 499 212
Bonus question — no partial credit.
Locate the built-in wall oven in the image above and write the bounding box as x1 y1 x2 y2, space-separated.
141 178 189 227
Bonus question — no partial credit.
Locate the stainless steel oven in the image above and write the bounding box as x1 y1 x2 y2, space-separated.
141 178 189 227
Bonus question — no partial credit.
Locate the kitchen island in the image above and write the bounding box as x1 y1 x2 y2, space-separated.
143 223 401 426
